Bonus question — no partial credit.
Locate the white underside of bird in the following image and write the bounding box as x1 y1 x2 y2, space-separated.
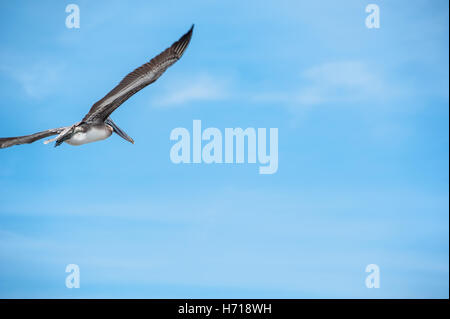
65 125 113 146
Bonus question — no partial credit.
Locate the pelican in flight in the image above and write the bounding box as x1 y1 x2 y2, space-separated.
0 25 194 149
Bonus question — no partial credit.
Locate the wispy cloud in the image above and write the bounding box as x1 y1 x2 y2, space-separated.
296 61 385 105
168 61 394 112
0 59 66 99
151 73 230 107
250 60 390 109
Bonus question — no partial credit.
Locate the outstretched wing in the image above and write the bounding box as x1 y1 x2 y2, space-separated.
0 127 67 149
82 25 194 123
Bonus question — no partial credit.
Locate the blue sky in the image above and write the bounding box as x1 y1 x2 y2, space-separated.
0 0 448 298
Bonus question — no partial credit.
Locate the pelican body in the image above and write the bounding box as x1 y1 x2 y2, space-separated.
65 124 113 146
53 118 133 147
0 25 194 149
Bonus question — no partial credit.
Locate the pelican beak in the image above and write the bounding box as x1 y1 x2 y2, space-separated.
105 118 134 144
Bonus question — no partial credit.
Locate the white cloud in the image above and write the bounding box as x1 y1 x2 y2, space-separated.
244 60 393 110
0 59 66 99
295 61 386 106
152 73 229 107
303 61 378 88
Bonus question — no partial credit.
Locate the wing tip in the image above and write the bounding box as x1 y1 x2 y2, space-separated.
182 24 194 42
173 24 195 57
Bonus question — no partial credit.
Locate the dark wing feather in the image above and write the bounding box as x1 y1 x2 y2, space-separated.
0 127 66 149
82 25 194 123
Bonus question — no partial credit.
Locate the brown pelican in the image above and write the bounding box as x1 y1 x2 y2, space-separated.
0 25 194 149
